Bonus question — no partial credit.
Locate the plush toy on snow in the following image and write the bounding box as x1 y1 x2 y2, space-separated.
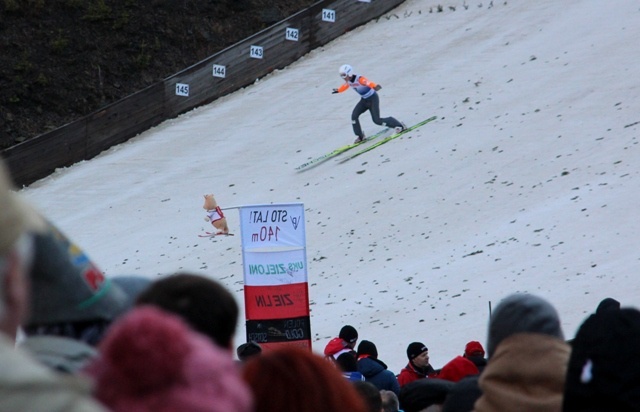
203 194 230 235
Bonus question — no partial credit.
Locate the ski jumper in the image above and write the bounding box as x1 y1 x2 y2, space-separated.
335 75 403 139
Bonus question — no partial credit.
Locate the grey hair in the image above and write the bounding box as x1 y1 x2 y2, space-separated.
380 389 400 412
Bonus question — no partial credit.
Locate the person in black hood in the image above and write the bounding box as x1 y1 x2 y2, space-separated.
356 340 400 395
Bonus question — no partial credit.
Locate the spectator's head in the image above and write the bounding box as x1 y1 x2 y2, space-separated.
136 272 238 350
438 356 479 383
336 351 358 372
380 389 400 412
24 223 133 345
487 293 563 358
564 307 640 410
399 378 454 412
85 306 252 412
406 342 430 368
339 324 358 348
463 340 485 358
353 381 383 412
236 341 262 363
357 339 378 359
595 297 620 315
441 376 482 412
242 347 367 412
0 160 45 338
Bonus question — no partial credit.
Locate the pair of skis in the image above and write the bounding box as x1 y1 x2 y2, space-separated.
198 232 235 238
295 127 390 171
338 115 437 163
295 116 437 170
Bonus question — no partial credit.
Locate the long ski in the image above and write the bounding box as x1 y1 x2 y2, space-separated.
295 128 389 171
198 232 235 238
339 116 437 163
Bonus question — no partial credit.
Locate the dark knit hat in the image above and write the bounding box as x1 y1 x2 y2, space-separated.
28 224 130 326
564 308 640 410
407 342 428 360
464 341 485 358
339 325 358 343
336 352 358 372
487 293 563 358
236 342 262 362
399 378 454 412
595 297 620 314
357 340 378 358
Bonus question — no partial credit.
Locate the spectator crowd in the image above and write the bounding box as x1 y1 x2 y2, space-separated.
1 155 639 411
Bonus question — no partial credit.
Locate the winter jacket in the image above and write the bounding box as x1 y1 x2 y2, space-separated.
397 361 436 387
20 335 98 374
342 371 365 382
475 332 570 412
323 337 354 360
0 333 107 411
464 354 487 374
357 356 400 395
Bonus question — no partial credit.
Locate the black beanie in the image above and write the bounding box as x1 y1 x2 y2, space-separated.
357 340 378 358
595 297 620 314
407 342 428 360
339 325 358 343
236 341 262 361
564 308 640 410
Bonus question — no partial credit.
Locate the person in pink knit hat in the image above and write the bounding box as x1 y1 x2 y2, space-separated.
83 306 253 412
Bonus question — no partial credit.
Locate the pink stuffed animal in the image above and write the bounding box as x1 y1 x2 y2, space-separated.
203 194 229 235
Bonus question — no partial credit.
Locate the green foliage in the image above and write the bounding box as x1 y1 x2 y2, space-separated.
83 0 111 21
133 42 152 69
3 0 44 12
3 0 19 11
51 31 69 54
13 54 32 73
35 73 49 86
64 0 84 8
113 10 131 29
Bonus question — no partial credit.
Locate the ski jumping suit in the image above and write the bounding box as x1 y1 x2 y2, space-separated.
335 75 403 139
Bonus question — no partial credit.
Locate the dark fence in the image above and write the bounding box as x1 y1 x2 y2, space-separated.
3 0 404 187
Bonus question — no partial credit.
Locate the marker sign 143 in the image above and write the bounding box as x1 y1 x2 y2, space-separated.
250 45 264 59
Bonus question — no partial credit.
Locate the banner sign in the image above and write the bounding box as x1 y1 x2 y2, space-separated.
239 203 311 350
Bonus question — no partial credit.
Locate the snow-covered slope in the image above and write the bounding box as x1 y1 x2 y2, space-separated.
22 0 640 370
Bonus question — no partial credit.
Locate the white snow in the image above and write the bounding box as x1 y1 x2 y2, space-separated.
20 0 640 371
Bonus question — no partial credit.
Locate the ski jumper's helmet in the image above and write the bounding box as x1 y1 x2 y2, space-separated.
339 64 353 79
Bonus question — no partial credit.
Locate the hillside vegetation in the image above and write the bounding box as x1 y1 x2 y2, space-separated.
0 0 315 148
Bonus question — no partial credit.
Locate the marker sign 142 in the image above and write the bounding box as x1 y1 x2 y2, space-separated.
285 27 299 41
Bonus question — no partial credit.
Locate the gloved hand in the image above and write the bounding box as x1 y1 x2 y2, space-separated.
332 88 339 94
374 85 382 91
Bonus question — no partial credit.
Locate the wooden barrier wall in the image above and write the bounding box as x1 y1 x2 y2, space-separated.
3 0 404 187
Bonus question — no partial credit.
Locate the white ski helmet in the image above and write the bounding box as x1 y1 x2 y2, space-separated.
339 64 353 78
